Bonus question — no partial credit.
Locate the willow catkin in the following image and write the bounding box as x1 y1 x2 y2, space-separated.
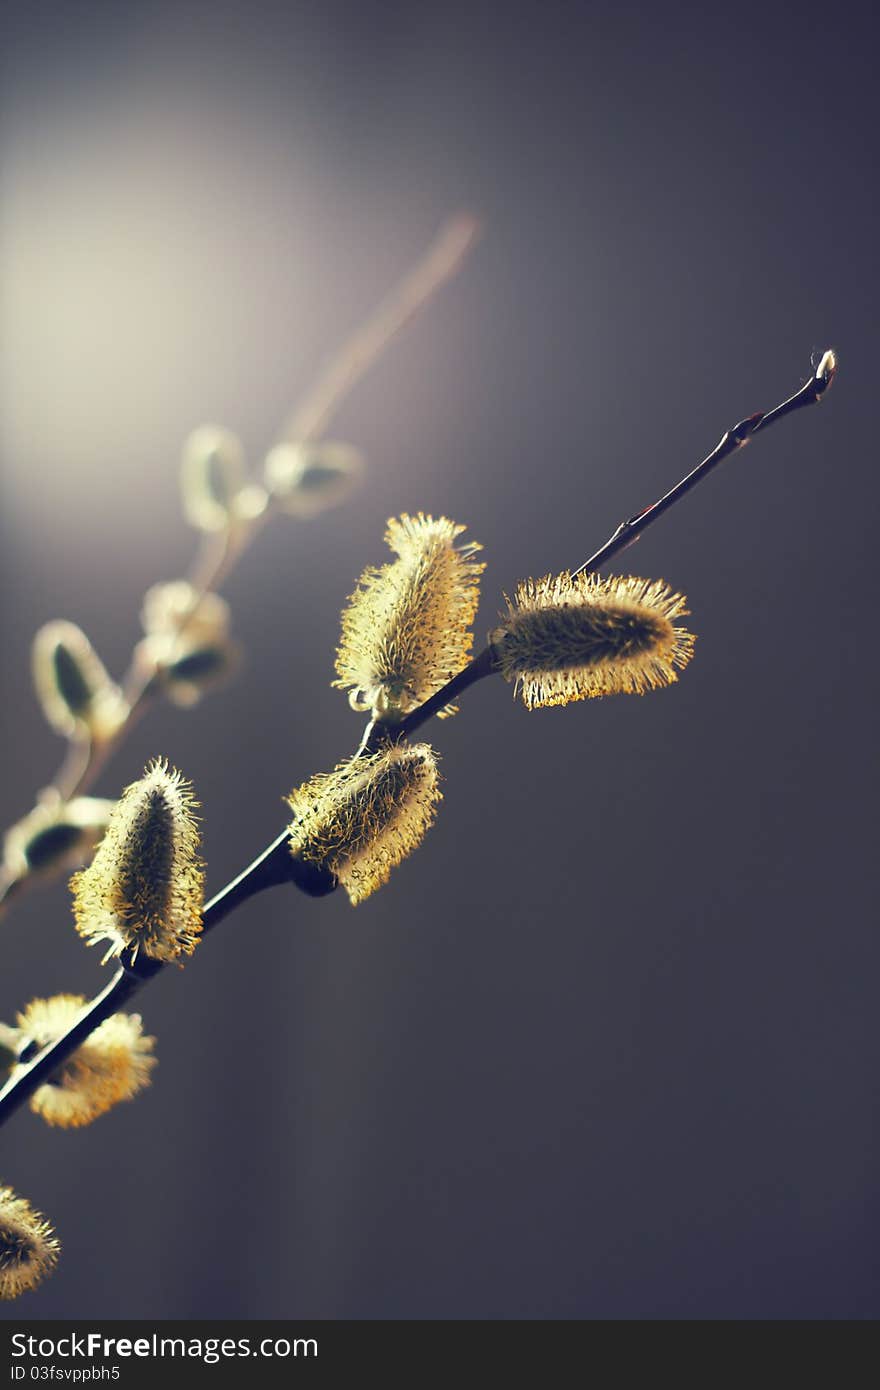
333 513 484 720
71 759 204 964
0 1186 60 1299
492 572 695 709
14 995 156 1129
287 743 441 905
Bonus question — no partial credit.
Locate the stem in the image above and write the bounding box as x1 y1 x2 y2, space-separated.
286 214 481 444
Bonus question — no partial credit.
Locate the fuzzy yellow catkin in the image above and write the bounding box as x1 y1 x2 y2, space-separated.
71 759 204 964
333 513 485 720
0 1185 60 1299
32 621 128 742
287 743 441 905
13 996 156 1129
491 572 696 709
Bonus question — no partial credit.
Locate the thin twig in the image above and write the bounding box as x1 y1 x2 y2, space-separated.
572 349 837 577
0 350 836 1129
286 214 482 444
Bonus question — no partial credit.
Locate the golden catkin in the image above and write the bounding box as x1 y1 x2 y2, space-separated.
32 621 128 742
0 1186 60 1299
333 513 485 720
492 572 695 709
14 996 156 1129
71 759 204 964
287 743 441 905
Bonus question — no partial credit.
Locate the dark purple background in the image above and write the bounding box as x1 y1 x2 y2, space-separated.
1 0 877 1319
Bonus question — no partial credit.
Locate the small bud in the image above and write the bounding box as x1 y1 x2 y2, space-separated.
3 794 114 881
287 743 441 905
71 758 205 964
333 513 485 721
180 425 247 532
815 348 837 388
137 582 239 706
32 621 128 742
491 572 696 709
264 440 364 518
232 482 270 523
0 1185 60 1299
12 996 156 1129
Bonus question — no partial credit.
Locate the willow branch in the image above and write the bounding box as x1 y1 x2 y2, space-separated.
285 214 481 444
0 349 836 1129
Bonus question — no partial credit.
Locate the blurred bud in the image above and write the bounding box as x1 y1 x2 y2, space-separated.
12 996 156 1129
3 794 114 883
0 1185 60 1299
32 622 128 743
180 425 248 532
141 581 229 643
334 513 484 721
490 572 696 710
287 742 441 905
71 758 204 965
264 440 364 518
232 482 270 523
137 582 240 706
